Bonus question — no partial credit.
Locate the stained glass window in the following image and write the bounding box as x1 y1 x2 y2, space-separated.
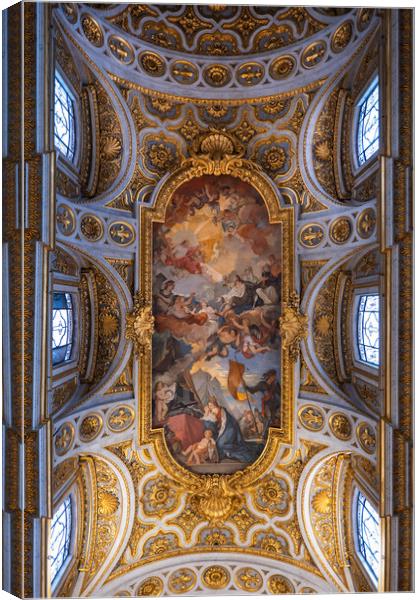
54 73 76 161
356 492 380 583
52 292 74 365
48 496 72 584
357 77 379 165
357 294 380 366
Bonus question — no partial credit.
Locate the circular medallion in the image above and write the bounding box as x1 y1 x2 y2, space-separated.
331 21 353 53
170 60 198 84
80 214 104 241
138 51 166 77
54 422 75 456
79 413 103 442
62 3 78 24
357 8 374 31
357 422 376 454
56 204 76 236
299 223 325 248
301 40 327 69
300 588 317 594
357 207 376 239
137 577 163 597
201 565 230 589
329 412 353 441
108 35 134 65
107 406 135 432
168 568 197 594
235 567 263 592
203 64 232 87
80 14 104 47
236 62 265 86
114 592 131 597
298 405 325 432
267 574 294 594
269 54 296 80
329 217 352 244
109 221 136 245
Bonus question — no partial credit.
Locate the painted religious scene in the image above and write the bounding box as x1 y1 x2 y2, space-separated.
152 175 282 474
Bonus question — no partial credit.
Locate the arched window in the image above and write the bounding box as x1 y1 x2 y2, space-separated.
52 292 74 365
356 76 379 166
356 491 380 583
49 496 72 584
54 72 76 161
357 294 380 366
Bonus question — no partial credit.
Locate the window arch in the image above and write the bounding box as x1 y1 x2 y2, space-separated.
48 496 72 584
54 71 76 161
52 292 74 365
356 491 380 583
357 294 380 366
356 76 379 166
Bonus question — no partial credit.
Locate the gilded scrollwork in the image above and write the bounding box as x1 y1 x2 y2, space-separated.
279 291 308 361
125 292 155 358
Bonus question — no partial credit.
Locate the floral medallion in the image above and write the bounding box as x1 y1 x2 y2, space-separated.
137 577 163 597
201 565 230 589
80 214 104 241
80 14 104 47
267 574 294 594
138 51 166 77
269 55 296 80
331 21 353 52
329 412 353 441
329 217 353 244
79 413 103 442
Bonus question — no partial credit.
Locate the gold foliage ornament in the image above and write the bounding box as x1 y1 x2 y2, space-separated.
183 130 245 178
126 292 154 357
137 577 163 597
279 291 308 361
189 474 242 526
201 565 230 590
267 574 294 594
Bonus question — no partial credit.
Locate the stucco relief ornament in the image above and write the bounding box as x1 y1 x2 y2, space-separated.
126 292 154 357
279 291 308 361
184 130 245 177
189 474 242 526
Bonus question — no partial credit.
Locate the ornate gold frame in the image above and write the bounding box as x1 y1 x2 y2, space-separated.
137 132 295 494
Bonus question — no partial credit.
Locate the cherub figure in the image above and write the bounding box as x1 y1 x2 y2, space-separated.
182 430 219 465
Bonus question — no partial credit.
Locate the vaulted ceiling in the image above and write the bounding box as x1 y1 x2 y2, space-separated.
4 4 409 598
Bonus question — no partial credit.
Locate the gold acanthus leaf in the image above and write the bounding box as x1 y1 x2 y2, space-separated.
126 292 154 357
279 291 308 362
189 475 242 526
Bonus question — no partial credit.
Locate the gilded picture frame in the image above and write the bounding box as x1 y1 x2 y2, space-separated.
136 132 296 501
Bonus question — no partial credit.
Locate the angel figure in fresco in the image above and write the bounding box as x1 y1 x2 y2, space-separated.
153 381 175 425
229 316 272 358
182 429 219 465
164 239 203 275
